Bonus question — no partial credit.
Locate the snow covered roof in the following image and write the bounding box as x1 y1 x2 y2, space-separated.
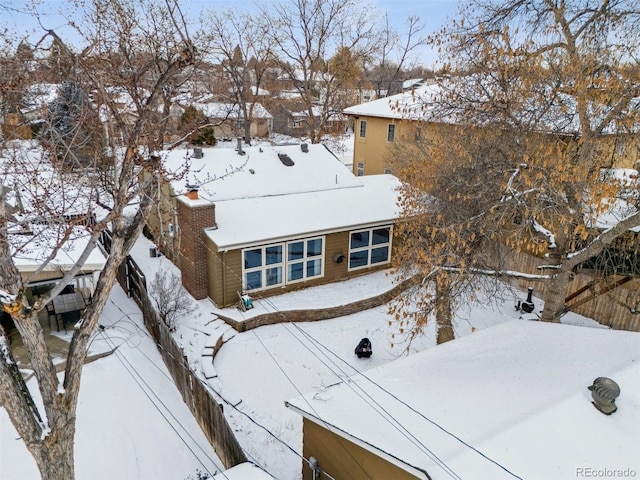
195 101 273 120
165 143 361 201
286 320 640 480
164 143 400 249
207 174 400 249
20 83 60 116
213 463 274 480
343 84 441 121
12 226 106 273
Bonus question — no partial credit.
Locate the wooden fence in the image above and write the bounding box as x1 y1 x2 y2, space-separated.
103 230 247 469
493 243 640 331
136 289 247 469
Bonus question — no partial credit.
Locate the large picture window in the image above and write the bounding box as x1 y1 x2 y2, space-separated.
243 245 284 290
243 237 324 291
286 237 324 283
348 226 392 270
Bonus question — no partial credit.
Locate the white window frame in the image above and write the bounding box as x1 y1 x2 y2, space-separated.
359 120 367 138
348 226 392 271
285 237 325 284
242 243 285 291
242 236 325 291
387 124 395 142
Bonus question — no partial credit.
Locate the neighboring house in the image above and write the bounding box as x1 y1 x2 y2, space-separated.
173 96 273 139
286 320 640 480
144 143 401 307
1 143 106 299
343 84 446 176
284 106 347 138
343 84 640 177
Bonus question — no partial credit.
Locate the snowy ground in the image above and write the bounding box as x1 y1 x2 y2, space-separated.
129 236 602 480
0 283 223 480
1 222 605 480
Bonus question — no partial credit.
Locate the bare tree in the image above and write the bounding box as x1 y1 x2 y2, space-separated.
151 268 195 332
390 0 640 340
203 8 274 144
365 14 430 97
264 0 381 143
0 1 197 478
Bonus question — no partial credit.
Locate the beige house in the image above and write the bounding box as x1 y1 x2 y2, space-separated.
344 84 640 177
286 320 640 480
144 143 401 307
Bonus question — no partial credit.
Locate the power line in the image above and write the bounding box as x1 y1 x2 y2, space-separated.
289 323 524 480
278 323 460 480
100 300 288 480
185 236 461 479
97 328 227 480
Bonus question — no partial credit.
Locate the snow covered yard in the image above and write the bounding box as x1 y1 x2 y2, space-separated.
1 232 609 480
130 235 607 480
0 283 224 480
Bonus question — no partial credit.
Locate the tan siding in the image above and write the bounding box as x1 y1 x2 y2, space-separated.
219 249 243 307
301 418 424 480
212 230 393 307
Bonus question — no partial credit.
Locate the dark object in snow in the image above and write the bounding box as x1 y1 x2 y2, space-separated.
355 337 372 358
515 287 535 313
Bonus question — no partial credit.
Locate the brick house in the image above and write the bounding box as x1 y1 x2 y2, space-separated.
146 143 401 307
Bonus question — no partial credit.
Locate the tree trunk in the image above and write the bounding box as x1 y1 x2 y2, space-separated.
32 422 76 480
540 271 571 323
435 273 455 344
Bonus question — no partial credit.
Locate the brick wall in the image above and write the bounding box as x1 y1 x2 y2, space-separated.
176 197 216 299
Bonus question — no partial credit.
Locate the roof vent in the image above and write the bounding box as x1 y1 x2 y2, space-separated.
278 153 294 167
193 147 203 159
588 377 620 415
301 143 308 153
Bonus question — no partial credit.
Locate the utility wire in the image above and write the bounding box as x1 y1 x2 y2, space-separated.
97 329 226 479
101 301 291 480
289 323 524 480
278 323 460 480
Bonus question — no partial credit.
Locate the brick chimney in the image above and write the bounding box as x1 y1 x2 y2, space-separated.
176 197 216 299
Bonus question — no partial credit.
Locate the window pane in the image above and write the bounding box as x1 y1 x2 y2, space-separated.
349 250 369 269
359 120 367 138
266 267 282 286
245 271 262 290
372 228 390 245
244 249 262 269
371 246 389 264
307 238 322 257
387 124 395 142
288 262 304 281
350 231 370 249
265 245 282 265
288 241 304 261
307 259 322 277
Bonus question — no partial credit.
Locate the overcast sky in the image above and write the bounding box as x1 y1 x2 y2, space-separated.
1 0 460 65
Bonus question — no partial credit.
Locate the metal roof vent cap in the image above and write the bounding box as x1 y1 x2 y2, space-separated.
588 377 620 415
